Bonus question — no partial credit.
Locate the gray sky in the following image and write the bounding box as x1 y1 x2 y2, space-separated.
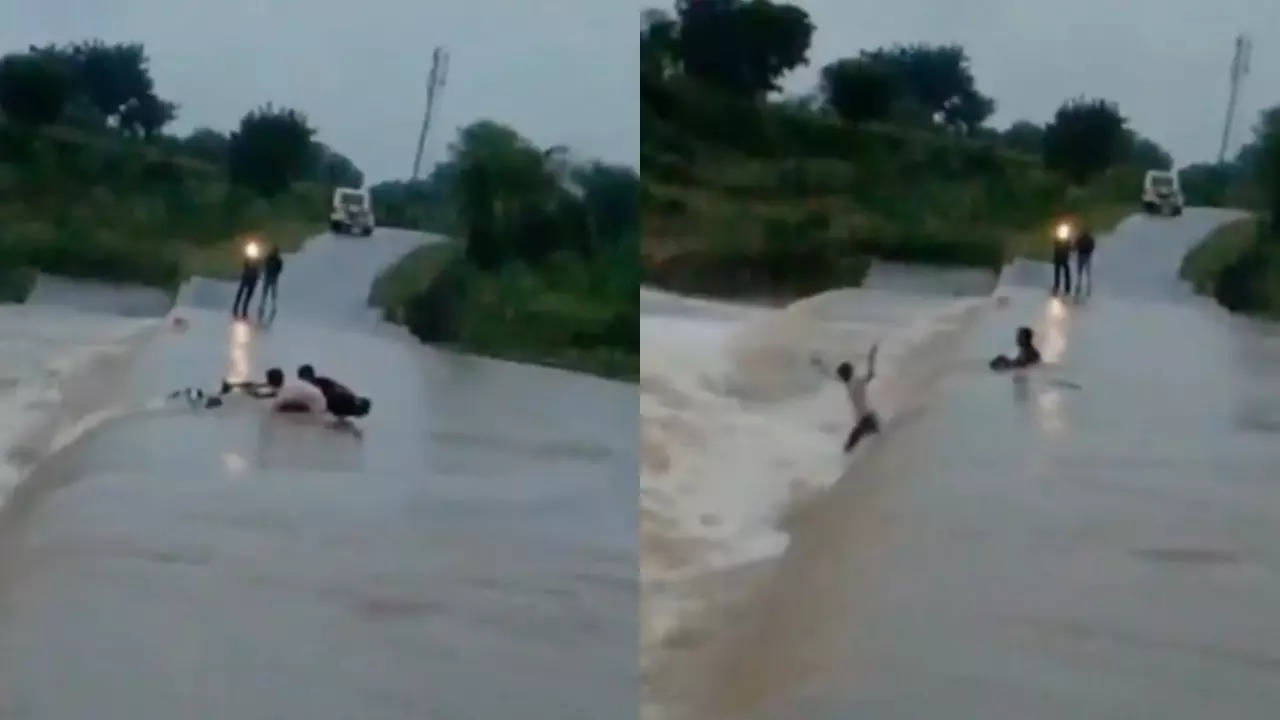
1 0 639 183
642 0 1280 168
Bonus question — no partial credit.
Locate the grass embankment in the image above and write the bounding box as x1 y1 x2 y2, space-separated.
1180 216 1280 318
367 241 464 324
370 242 639 381
0 122 325 300
642 78 1134 297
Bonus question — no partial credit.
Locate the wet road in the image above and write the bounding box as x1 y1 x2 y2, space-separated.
657 209 1280 719
0 229 637 719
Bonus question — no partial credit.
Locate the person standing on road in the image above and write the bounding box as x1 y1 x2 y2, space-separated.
258 246 283 320
1074 227 1095 296
1051 232 1072 296
232 252 261 319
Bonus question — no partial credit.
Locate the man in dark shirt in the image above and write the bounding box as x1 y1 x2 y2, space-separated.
298 364 372 418
258 246 283 320
1074 227 1096 296
1051 232 1072 296
231 254 260 319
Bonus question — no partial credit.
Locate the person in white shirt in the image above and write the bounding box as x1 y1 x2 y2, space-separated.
818 343 880 453
220 367 326 414
169 367 358 436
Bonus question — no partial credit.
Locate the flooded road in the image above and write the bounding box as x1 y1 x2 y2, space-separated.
0 229 637 719
648 209 1280 719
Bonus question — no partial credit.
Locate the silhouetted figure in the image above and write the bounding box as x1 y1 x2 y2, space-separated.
1074 228 1095 296
258 246 283 320
232 256 261 319
298 364 372 418
990 326 1042 371
1051 238 1072 296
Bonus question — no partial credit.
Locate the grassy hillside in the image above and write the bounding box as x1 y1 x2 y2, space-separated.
370 241 638 381
0 122 324 299
1181 216 1280 319
366 120 639 382
1180 217 1257 295
642 77 1136 297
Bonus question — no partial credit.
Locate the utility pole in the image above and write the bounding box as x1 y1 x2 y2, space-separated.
412 47 450 181
1218 34 1251 163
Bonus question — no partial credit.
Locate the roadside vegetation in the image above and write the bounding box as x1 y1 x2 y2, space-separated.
641 1 1174 299
369 122 638 381
0 40 362 299
1178 107 1280 318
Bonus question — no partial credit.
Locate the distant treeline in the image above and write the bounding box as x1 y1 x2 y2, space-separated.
643 0 1175 186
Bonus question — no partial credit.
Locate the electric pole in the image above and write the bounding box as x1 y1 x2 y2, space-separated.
412 47 450 180
1218 33 1251 163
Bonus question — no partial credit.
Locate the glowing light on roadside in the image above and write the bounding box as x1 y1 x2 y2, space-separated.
1054 222 1073 242
244 240 261 260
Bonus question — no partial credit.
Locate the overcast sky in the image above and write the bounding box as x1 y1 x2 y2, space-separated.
1 0 639 184
642 0 1280 168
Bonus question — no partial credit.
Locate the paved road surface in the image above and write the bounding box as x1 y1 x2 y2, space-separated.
0 229 638 719
661 208 1280 719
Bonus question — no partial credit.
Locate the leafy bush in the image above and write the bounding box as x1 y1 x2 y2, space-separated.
0 53 72 127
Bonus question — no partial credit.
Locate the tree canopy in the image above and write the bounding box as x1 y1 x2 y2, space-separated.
228 104 316 197
674 0 814 96
20 40 178 136
820 44 995 134
1001 120 1045 155
0 53 72 127
1043 97 1130 184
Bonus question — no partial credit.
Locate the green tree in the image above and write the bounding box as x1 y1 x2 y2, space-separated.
69 41 154 124
820 58 897 124
309 142 365 188
1178 162 1234 206
1125 130 1173 170
183 128 231 165
944 87 996 135
832 44 995 133
447 121 607 268
0 53 72 127
1002 120 1044 155
1254 106 1280 236
119 92 177 138
642 9 680 82
370 162 460 233
22 40 177 135
1043 97 1130 184
228 104 316 197
675 0 814 96
574 162 640 250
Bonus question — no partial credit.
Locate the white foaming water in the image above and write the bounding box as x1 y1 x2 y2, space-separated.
0 305 160 500
641 285 987 652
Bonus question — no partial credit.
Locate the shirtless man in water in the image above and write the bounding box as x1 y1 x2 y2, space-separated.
176 368 325 415
814 343 881 453
989 326 1042 371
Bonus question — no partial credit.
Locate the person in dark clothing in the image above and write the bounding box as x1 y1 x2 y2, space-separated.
1074 228 1095 296
990 326 1042 371
232 254 261 319
258 246 283 320
1051 233 1072 296
297 364 372 418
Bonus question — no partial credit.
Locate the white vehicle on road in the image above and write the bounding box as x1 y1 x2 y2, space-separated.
1141 170 1184 216
329 187 375 236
